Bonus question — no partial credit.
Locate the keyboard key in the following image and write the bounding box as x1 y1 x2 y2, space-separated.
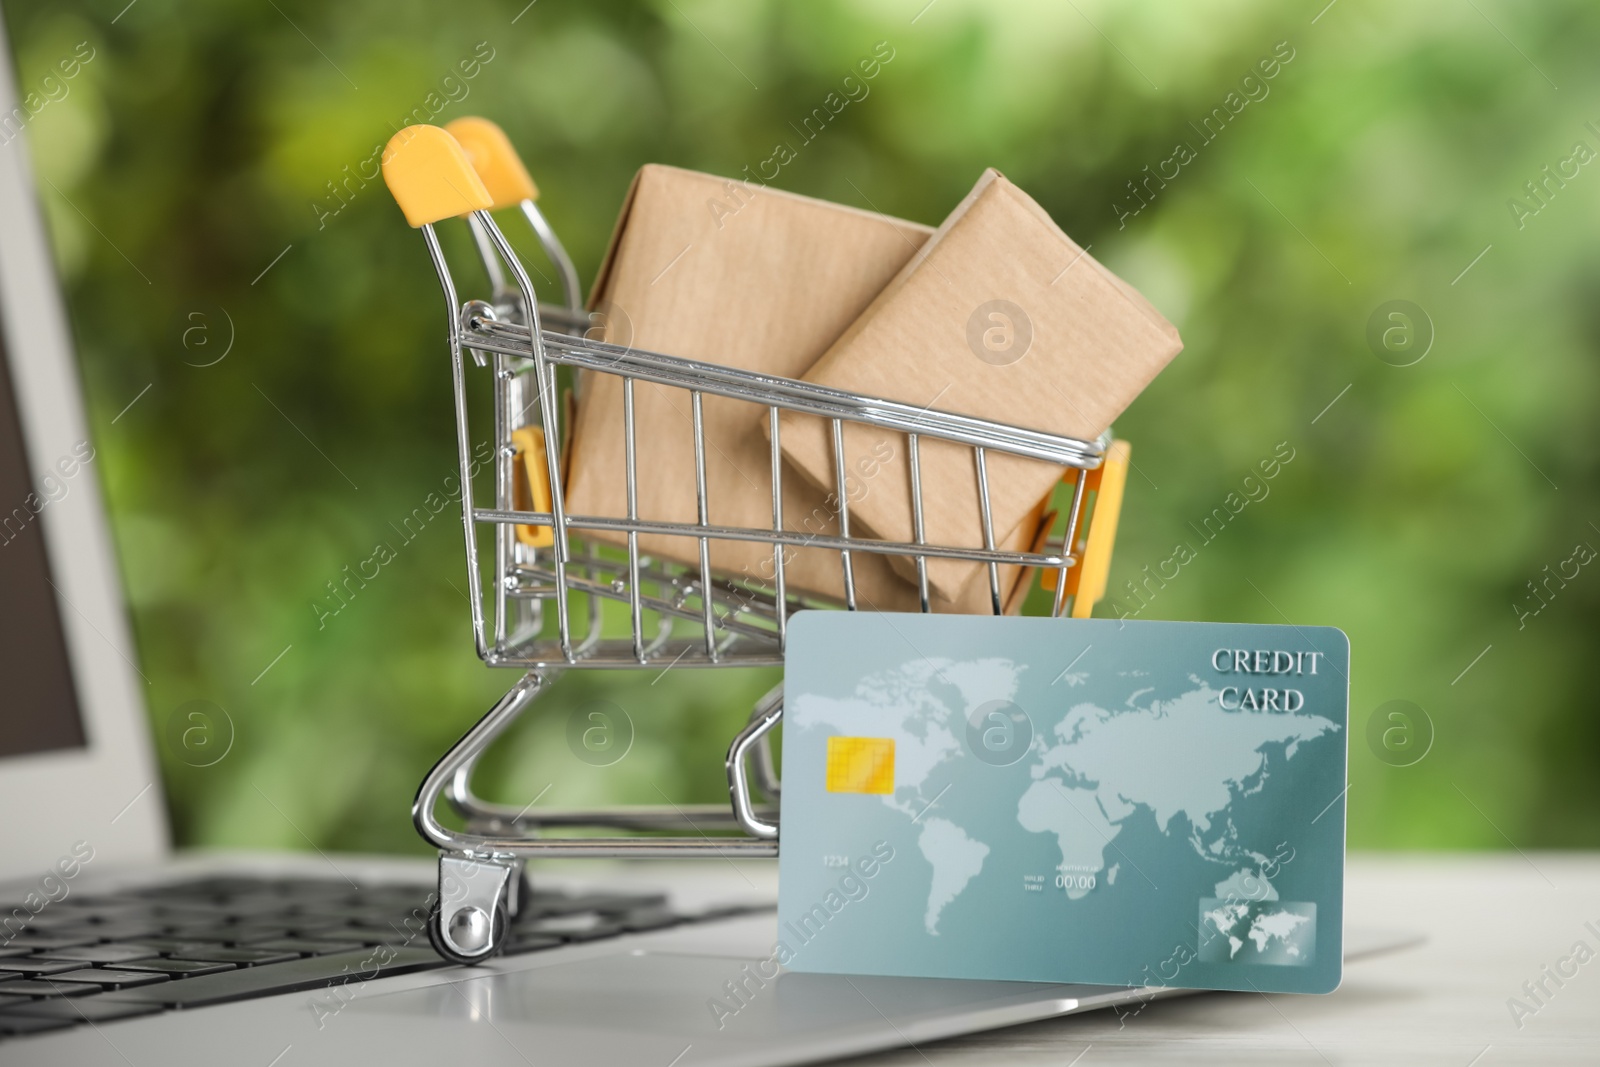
78 918 163 935
302 902 428 923
250 877 355 897
50 895 147 911
148 901 242 919
125 938 217 954
167 925 295 945
0 1012 77 1035
103 947 448 1008
168 947 300 966
36 943 163 965
555 922 627 942
289 904 397 924
74 923 164 942
46 968 173 989
692 903 773 921
126 877 254 898
0 960 85 977
280 919 353 938
155 916 246 933
6 913 96 932
118 959 236 977
1 996 163 1025
0 978 106 997
219 894 306 914
8 934 103 951
619 906 683 933
520 913 624 941
522 892 666 918
331 922 427 945
349 887 434 906
0 947 33 959
243 938 364 957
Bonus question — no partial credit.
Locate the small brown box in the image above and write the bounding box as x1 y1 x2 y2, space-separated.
778 169 1182 604
563 165 1029 613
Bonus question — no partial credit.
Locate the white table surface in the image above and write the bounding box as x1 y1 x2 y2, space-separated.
833 853 1600 1066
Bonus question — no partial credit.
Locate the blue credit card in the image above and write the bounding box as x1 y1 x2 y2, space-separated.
776 612 1349 994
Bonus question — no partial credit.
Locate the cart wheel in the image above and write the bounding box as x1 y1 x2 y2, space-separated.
429 893 509 965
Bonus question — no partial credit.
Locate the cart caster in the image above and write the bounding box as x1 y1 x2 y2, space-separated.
430 854 516 965
429 897 507 965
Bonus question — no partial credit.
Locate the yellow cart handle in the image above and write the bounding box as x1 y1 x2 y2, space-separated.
443 116 586 314
445 117 540 210
379 125 492 227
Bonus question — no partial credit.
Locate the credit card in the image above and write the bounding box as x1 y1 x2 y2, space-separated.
776 612 1349 994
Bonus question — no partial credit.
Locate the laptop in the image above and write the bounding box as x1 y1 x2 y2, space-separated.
0 16 1413 1065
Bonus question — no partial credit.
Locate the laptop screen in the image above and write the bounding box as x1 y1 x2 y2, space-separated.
0 319 87 757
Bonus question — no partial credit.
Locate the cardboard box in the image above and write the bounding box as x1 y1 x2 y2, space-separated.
777 169 1182 603
564 164 1030 614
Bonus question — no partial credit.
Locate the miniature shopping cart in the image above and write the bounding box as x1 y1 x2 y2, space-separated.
379 119 1132 963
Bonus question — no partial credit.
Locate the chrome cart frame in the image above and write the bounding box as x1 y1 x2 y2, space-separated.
381 122 1119 962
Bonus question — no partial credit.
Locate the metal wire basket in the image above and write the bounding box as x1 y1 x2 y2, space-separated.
380 119 1131 962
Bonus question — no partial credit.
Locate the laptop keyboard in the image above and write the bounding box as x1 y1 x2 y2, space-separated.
0 874 770 1039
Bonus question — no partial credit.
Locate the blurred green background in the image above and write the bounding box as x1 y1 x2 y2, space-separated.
5 0 1596 854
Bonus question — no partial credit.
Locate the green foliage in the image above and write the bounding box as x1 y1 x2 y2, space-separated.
7 0 1596 853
